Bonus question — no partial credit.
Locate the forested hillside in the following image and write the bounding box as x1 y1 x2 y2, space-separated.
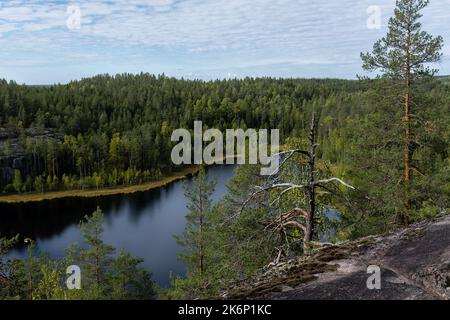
0 75 449 227
1 75 447 193
1 0 449 302
0 75 365 193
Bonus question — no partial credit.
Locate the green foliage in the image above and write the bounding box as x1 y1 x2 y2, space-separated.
0 208 156 300
110 251 156 300
12 170 22 193
66 208 115 296
170 167 217 298
0 1 448 300
0 75 362 193
0 234 19 298
170 164 277 298
361 0 443 79
346 0 447 233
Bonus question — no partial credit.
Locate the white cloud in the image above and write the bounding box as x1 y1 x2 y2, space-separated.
0 1 369 49
2 58 50 67
0 0 448 81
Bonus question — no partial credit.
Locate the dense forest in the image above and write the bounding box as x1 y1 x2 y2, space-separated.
1 72 447 298
0 75 365 192
0 74 448 217
1 0 449 300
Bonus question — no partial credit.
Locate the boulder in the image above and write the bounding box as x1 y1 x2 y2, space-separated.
224 215 450 300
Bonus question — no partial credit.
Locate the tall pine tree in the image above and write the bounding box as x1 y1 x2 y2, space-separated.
361 0 443 225
177 167 216 281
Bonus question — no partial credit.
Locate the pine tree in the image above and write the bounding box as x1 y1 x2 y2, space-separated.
110 251 156 300
0 235 18 298
177 167 216 279
12 170 22 193
65 207 115 297
34 175 45 193
64 207 156 300
361 0 443 225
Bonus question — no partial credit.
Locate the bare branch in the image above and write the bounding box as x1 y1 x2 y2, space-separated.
411 165 425 176
246 183 306 208
313 177 355 190
228 183 307 224
263 207 308 231
277 220 306 232
269 185 304 205
266 149 310 176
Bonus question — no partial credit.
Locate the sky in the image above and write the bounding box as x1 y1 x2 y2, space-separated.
0 0 449 84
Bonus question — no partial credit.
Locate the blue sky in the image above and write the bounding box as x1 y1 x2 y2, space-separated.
0 0 449 84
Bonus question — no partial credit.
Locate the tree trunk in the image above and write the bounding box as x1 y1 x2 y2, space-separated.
304 188 314 243
304 113 317 243
403 79 411 226
403 29 412 226
199 185 204 276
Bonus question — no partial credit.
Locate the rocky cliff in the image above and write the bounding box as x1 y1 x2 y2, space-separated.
225 215 450 300
0 128 63 185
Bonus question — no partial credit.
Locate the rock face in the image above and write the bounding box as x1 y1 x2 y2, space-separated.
0 128 63 185
225 215 450 300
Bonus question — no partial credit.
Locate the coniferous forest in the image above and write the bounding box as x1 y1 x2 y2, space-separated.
1 0 449 301
1 75 447 199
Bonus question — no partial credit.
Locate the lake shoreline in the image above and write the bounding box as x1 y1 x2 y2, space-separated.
0 165 201 204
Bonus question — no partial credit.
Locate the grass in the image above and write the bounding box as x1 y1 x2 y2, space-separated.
0 166 200 204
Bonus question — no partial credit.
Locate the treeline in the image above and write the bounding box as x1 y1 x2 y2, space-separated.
0 73 449 229
0 208 156 300
6 134 162 192
0 75 364 193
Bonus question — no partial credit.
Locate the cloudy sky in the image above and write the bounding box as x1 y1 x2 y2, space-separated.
0 0 449 84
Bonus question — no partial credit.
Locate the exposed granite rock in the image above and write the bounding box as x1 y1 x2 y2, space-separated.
0 128 63 184
224 215 450 300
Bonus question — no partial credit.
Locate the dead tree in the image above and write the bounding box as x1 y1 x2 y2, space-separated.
240 113 354 248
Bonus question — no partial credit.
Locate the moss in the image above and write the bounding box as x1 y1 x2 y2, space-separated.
314 249 349 262
226 253 341 299
400 227 426 241
225 234 381 299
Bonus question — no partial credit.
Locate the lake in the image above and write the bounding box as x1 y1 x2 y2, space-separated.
0 165 236 287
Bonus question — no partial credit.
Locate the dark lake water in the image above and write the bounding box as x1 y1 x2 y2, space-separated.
0 165 236 287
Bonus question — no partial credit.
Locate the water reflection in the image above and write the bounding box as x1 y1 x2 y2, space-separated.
0 165 236 287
